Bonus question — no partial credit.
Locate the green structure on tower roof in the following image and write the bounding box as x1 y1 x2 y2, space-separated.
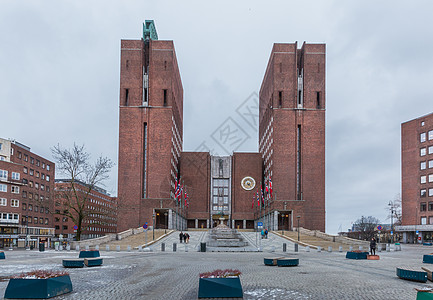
143 20 158 40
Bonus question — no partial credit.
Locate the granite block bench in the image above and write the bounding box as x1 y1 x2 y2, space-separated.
424 255 433 264
84 257 103 267
63 258 84 268
277 258 299 267
264 257 284 266
396 267 427 283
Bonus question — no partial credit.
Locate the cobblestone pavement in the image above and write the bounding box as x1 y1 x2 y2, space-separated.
0 233 431 299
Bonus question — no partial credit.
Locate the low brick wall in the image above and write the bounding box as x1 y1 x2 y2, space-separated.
71 226 146 249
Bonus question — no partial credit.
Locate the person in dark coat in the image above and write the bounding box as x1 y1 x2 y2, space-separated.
370 237 377 255
179 232 183 243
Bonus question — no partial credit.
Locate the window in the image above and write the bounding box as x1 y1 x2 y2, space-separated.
42 162 45 169
421 189 427 197
422 175 427 184
36 160 40 167
28 217 32 223
422 217 427 225
0 184 7 192
45 218 48 225
422 121 425 126
63 225 68 230
30 157 34 164
39 218 43 224
430 216 433 224
18 151 22 159
11 186 19 194
46 175 50 182
429 202 433 211
23 167 28 174
429 160 433 169
213 197 218 204
41 173 45 180
163 89 167 106
29 169 34 176
11 199 19 207
28 204 32 211
430 188 433 197
55 225 60 230
429 130 433 140
34 217 38 223
35 206 38 212
421 148 427 156
0 170 7 180
11 172 20 180
0 198 6 206
421 203 427 211
421 162 427 170
24 154 28 162
36 171 39 178
316 91 321 109
46 165 50 171
41 184 44 191
421 132 427 142
35 182 39 189
278 91 282 108
29 181 33 188
62 217 68 222
213 206 218 210
430 174 433 183
430 146 433 155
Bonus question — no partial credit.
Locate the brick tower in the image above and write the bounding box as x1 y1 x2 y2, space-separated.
259 42 326 231
117 21 183 231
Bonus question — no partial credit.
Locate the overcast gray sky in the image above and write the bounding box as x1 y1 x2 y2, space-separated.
1 0 433 234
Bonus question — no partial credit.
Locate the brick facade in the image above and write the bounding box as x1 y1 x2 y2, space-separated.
117 22 326 232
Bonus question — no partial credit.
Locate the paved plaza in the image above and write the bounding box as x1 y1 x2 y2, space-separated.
0 231 432 299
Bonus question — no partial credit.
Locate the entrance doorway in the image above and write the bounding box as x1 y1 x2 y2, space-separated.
278 212 291 230
154 210 169 229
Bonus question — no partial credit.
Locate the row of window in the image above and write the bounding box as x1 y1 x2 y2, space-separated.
421 216 433 225
421 160 433 170
420 130 433 143
23 180 49 191
16 152 51 171
421 175 433 184
0 184 20 193
421 189 433 197
22 191 48 202
0 170 20 181
212 205 229 211
23 167 50 181
22 203 49 213
21 216 49 225
420 146 433 156
0 212 19 220
0 198 19 207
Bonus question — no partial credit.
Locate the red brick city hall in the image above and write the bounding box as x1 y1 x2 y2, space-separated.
117 21 326 233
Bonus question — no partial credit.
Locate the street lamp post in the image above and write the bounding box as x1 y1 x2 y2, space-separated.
152 213 155 241
25 215 29 250
297 215 301 241
389 201 394 243
164 212 168 234
281 213 284 236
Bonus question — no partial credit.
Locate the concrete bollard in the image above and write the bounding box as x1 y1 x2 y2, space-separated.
55 244 59 251
116 245 120 252
349 246 353 252
358 246 363 251
306 246 310 252
386 244 390 252
106 245 110 251
76 245 80 251
283 243 287 252
59 245 63 251
173 243 177 252
185 245 188 252
127 245 131 252
95 245 99 251
378 244 382 252
317 246 321 252
339 246 343 252
294 243 299 252
66 245 71 251
328 246 332 252
85 245 90 250
161 243 165 252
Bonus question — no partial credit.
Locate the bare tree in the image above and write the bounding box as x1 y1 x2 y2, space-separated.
51 144 114 241
387 193 402 226
352 216 381 240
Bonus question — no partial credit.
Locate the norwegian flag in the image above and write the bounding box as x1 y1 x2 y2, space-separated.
185 192 189 208
178 185 183 203
269 176 273 198
256 189 260 207
261 186 265 206
174 178 179 200
265 182 269 199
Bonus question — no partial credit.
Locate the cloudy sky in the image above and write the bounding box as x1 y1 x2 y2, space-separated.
1 0 433 234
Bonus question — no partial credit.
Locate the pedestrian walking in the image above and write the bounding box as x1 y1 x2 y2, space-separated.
185 233 190 243
261 229 265 239
179 232 184 243
370 237 377 255
265 229 268 239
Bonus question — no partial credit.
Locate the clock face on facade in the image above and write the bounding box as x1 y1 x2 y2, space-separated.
241 176 256 191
